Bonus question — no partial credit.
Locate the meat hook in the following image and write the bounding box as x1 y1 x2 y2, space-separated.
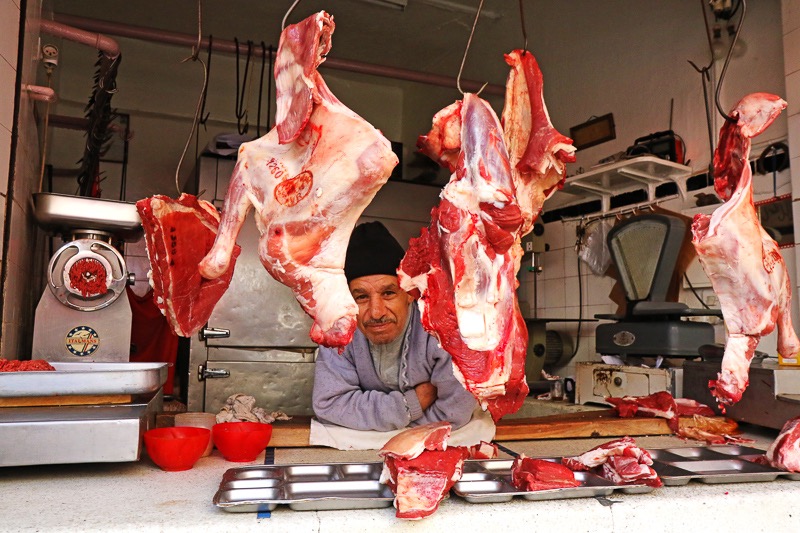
687 0 717 185
234 38 252 135
256 41 267 137
174 0 209 195
518 0 528 53
714 0 746 124
198 34 213 130
282 0 303 30
456 0 486 95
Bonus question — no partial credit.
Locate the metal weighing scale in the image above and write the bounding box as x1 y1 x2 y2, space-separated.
32 192 141 362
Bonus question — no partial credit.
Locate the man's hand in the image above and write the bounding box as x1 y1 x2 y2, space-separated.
414 382 438 411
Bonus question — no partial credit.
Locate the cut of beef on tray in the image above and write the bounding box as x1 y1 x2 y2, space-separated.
562 436 662 488
765 415 800 472
379 421 468 520
468 441 498 460
511 455 580 491
198 11 397 349
606 391 715 432
399 93 528 422
136 193 241 337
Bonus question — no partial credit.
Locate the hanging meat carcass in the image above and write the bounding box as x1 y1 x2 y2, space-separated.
501 50 576 235
198 11 398 348
136 194 241 337
398 93 529 421
691 93 800 406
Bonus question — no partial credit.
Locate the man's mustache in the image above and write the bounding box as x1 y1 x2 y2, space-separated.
364 317 396 327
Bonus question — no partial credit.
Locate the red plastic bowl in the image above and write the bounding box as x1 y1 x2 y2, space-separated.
212 422 273 462
143 426 211 471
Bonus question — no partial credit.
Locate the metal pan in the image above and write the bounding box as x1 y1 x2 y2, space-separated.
0 362 168 397
648 446 793 484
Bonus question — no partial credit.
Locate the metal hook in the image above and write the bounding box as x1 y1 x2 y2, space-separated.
715 0 746 123
282 0 303 30
234 38 252 135
199 34 212 129
518 0 528 52
256 41 267 138
456 0 486 95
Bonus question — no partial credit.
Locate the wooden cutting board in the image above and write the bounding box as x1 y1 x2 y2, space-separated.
0 394 132 407
268 410 723 447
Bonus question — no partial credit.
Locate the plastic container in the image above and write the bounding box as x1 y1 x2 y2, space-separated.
212 422 273 462
143 426 210 471
174 412 217 457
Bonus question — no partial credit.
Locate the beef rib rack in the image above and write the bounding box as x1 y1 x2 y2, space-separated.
691 93 800 406
198 11 398 348
398 93 529 421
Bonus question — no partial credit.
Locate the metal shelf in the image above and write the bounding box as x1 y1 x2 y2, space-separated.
560 156 692 212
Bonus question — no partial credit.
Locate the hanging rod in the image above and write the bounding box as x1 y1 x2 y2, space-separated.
52 13 505 96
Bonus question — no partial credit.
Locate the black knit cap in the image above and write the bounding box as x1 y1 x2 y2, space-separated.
345 221 405 283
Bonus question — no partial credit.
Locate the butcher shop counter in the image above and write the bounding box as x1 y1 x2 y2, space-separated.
1 426 799 533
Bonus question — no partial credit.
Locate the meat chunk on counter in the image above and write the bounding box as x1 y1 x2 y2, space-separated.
691 93 800 405
379 422 469 520
562 436 662 487
511 455 580 491
765 415 800 473
198 11 397 349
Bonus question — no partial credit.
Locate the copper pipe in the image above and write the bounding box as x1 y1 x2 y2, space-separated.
40 18 120 58
22 84 57 103
52 13 504 96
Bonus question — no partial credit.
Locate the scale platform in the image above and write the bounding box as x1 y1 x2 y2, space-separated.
683 359 800 429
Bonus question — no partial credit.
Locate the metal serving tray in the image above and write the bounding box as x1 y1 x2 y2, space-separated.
453 458 654 504
213 462 395 512
648 446 800 485
0 362 168 397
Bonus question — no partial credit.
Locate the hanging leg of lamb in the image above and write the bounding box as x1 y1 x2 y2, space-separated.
501 50 576 235
691 93 800 406
136 194 241 337
398 94 528 421
198 11 398 348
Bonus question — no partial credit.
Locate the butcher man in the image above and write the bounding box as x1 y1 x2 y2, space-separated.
312 221 479 432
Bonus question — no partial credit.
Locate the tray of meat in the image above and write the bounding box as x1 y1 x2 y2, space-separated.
452 458 654 504
0 362 167 397
213 462 395 512
648 446 800 485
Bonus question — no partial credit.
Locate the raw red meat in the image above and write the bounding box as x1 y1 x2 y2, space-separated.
198 12 397 349
511 455 580 491
399 93 528 421
136 194 240 337
468 441 498 459
501 50 576 235
0 359 56 372
691 93 800 405
562 436 662 487
379 422 468 520
674 398 716 417
606 391 678 427
765 415 800 472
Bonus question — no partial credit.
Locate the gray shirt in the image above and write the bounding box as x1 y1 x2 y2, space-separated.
312 304 478 431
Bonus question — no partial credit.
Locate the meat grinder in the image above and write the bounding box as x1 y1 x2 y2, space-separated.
31 193 141 362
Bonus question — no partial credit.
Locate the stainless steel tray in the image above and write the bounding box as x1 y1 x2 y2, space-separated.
33 192 142 239
453 458 654 504
214 462 395 512
648 446 800 485
0 362 168 397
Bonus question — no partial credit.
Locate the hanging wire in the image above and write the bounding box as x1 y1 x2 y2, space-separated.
715 0 746 123
175 0 209 195
234 38 252 135
256 42 267 137
456 0 486 95
518 0 528 53
687 0 717 186
282 0 303 30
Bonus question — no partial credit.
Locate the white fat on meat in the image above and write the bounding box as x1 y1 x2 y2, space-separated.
198 12 397 349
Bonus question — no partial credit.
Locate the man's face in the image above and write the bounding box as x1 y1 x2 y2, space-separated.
349 274 414 345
